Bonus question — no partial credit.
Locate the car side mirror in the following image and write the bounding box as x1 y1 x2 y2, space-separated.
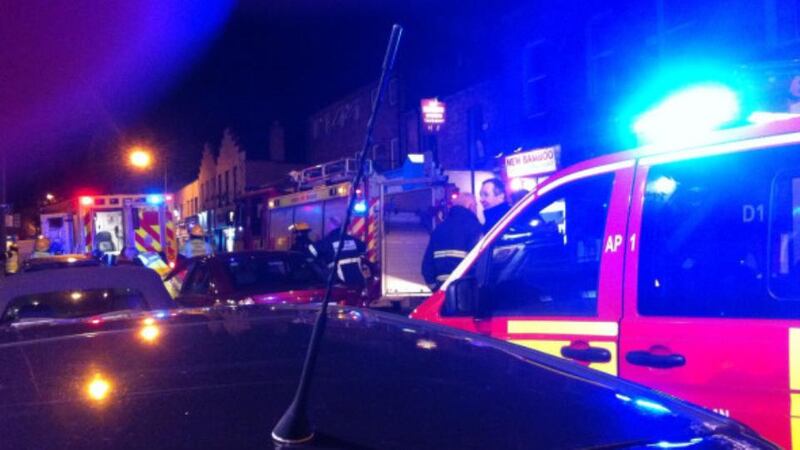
443 276 480 317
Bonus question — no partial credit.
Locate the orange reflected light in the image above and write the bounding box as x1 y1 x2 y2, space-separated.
139 318 160 343
86 374 112 402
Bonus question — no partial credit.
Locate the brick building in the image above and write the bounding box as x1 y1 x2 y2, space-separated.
307 78 403 171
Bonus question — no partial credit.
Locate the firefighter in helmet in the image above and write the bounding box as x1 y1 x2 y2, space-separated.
289 222 314 254
181 224 213 258
421 193 482 290
30 236 52 259
311 217 367 288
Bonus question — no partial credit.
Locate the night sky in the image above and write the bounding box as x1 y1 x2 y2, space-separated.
1 0 510 207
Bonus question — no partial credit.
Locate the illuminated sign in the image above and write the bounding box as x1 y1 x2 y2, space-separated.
421 98 446 132
505 146 559 178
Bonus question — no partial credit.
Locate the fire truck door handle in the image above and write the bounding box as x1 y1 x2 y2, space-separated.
560 345 612 363
625 350 686 369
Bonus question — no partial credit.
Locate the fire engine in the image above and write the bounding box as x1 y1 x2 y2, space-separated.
239 157 458 309
40 193 178 264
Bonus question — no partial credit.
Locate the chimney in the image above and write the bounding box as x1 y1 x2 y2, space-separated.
269 121 286 162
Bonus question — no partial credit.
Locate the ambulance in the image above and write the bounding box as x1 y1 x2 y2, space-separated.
40 193 178 267
411 112 800 448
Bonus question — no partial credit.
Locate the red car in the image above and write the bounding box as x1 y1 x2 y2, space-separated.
164 251 365 307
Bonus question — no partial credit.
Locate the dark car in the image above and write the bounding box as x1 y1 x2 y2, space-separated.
0 265 175 325
0 304 777 449
20 253 101 272
165 251 365 307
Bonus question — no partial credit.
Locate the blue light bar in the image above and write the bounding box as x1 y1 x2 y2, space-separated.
146 195 164 205
633 84 740 144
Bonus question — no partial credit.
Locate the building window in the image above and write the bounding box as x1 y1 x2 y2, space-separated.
225 170 230 204
522 40 551 118
233 166 238 195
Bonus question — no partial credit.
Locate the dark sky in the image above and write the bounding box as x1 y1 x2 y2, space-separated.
1 0 509 206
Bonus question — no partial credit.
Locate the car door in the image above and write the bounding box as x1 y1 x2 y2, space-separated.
470 162 633 375
620 141 800 450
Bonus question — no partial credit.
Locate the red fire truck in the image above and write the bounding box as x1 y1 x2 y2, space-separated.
40 193 178 264
247 157 454 308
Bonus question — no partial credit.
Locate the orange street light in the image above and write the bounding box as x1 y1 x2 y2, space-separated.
128 147 153 169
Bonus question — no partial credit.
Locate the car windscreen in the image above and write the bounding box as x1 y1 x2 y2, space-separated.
1 288 147 323
222 254 324 293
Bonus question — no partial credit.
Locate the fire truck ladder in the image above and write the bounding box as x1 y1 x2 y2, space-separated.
296 158 373 189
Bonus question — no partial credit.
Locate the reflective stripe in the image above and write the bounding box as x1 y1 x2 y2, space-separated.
793 417 800 450
308 244 318 257
433 250 468 259
791 329 800 391
338 257 361 265
509 339 618 376
436 274 450 282
791 393 800 418
507 320 619 337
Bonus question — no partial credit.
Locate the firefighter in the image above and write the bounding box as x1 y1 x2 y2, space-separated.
30 236 52 259
480 178 510 233
312 217 366 287
181 224 213 258
289 222 314 255
422 193 482 290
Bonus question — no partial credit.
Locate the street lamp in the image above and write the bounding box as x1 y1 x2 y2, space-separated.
45 193 55 202
126 146 168 193
128 147 153 169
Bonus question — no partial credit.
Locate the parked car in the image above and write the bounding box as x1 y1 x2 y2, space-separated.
164 251 365 307
411 116 800 448
20 253 100 272
0 304 777 449
0 265 175 325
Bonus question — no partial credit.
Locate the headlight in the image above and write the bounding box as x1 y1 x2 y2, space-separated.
238 297 255 306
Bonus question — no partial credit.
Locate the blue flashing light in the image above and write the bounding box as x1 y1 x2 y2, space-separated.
634 398 672 415
146 194 164 205
353 200 367 214
633 84 739 144
646 176 678 197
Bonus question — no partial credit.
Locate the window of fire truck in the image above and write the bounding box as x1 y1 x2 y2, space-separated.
638 147 800 318
480 174 614 317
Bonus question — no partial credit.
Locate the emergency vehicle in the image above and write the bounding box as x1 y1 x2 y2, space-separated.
253 157 454 308
411 111 800 448
40 194 178 265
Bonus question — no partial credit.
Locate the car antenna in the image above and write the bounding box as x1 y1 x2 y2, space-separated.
271 24 403 445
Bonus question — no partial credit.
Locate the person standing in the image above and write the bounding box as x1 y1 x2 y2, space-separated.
312 217 366 288
479 178 510 233
30 237 52 259
181 224 213 258
421 193 482 290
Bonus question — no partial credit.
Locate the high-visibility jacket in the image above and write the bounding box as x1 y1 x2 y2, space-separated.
311 230 366 287
181 238 213 258
422 206 482 288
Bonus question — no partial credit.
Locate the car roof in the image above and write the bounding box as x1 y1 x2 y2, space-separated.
0 265 174 311
0 305 763 449
21 254 100 271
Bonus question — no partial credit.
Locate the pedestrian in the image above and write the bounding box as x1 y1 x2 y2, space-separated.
312 217 367 287
421 193 482 290
479 178 510 233
5 243 19 274
30 236 52 259
181 224 213 258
